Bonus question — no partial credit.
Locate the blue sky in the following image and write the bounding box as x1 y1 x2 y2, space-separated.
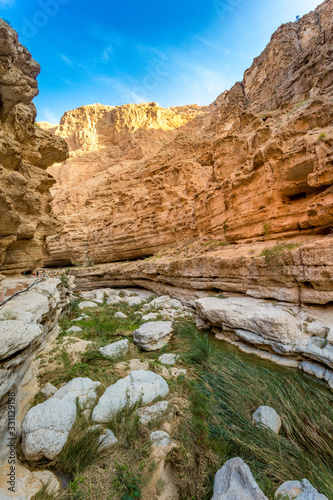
0 0 322 123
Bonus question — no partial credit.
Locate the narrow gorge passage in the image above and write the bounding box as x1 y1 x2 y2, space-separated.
0 0 333 498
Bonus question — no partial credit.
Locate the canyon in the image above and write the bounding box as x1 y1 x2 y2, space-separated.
0 1 333 498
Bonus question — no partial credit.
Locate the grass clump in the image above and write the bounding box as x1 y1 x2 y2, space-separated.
170 321 333 499
318 132 326 141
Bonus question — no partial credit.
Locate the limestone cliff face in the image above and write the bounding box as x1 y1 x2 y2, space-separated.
44 0 333 283
0 20 68 273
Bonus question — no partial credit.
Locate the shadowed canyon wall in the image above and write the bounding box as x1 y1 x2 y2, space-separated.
0 20 68 273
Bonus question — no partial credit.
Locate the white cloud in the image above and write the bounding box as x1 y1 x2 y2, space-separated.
101 46 113 62
42 109 60 124
60 54 73 66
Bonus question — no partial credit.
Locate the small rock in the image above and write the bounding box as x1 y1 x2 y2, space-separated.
275 480 303 499
98 429 118 450
99 339 130 359
172 368 187 377
78 301 98 309
41 382 57 398
159 353 178 365
124 296 145 306
72 314 90 321
66 326 82 333
142 312 159 321
150 430 171 447
22 398 77 460
212 457 268 499
137 401 169 424
252 406 282 434
52 377 101 410
133 321 173 351
114 311 128 319
92 370 169 422
107 296 122 305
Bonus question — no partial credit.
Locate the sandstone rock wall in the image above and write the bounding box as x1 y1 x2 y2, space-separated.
0 20 68 273
44 0 333 269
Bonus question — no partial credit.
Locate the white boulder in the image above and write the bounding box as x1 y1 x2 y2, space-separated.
114 311 128 319
66 326 82 333
275 480 303 499
22 398 76 460
52 377 101 409
78 301 98 309
98 429 118 450
252 406 282 434
92 370 169 422
133 321 173 351
137 401 169 424
159 353 178 365
212 457 268 499
99 339 130 359
150 430 171 447
142 312 159 321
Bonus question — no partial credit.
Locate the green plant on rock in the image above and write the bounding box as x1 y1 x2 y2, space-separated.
263 222 272 237
259 243 300 272
318 132 326 141
60 269 70 288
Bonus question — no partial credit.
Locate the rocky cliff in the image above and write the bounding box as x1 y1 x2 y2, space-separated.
0 20 68 273
44 0 332 272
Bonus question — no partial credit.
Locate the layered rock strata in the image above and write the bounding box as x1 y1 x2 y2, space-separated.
0 20 68 273
0 277 72 464
44 0 333 267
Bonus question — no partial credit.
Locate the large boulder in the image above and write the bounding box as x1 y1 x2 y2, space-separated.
99 339 130 359
133 321 173 351
195 297 309 355
252 406 282 434
52 377 101 409
212 457 268 500
92 370 169 422
22 398 76 460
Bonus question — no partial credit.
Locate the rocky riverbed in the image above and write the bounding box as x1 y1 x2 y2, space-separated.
0 281 331 499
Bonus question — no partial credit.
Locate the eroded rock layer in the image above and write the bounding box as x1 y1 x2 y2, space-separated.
0 20 68 272
44 0 333 268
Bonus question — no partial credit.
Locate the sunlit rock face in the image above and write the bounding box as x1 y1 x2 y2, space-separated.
44 1 333 270
0 20 68 273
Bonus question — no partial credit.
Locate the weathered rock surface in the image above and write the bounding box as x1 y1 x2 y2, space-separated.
137 401 169 424
0 20 68 272
21 398 76 460
99 339 130 359
44 1 333 288
212 457 268 499
0 463 60 499
133 321 173 351
195 296 333 373
159 354 178 365
275 479 329 500
92 370 169 422
0 277 71 464
98 428 118 450
150 430 171 447
78 300 98 309
52 377 101 409
252 406 282 434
